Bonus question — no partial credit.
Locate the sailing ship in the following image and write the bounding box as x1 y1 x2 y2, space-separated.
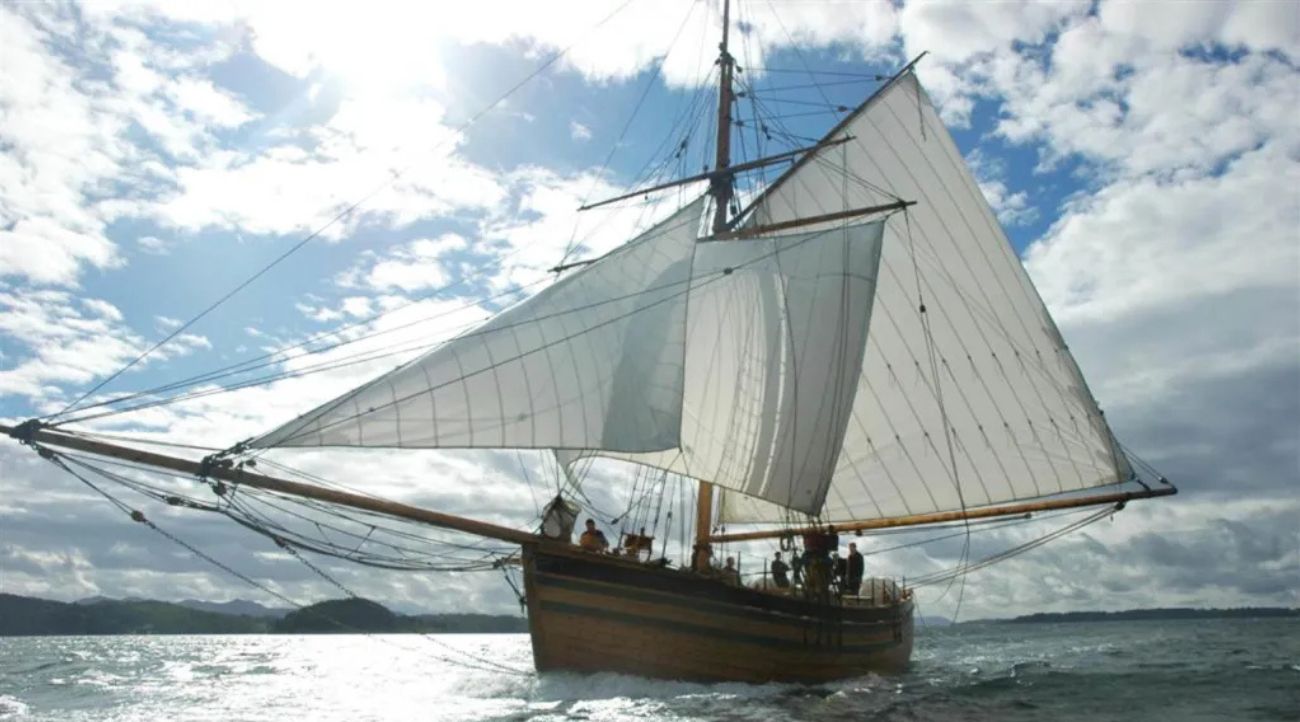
4 0 1175 684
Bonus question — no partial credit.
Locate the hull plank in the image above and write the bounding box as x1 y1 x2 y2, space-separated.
523 545 913 683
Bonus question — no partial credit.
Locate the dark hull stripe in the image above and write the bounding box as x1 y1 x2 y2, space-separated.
538 599 899 655
535 571 903 630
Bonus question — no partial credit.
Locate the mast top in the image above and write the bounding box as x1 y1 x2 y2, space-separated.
710 0 736 234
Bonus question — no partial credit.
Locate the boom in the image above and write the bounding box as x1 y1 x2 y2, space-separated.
2 423 538 546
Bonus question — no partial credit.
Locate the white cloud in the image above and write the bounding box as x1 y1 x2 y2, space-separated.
0 219 122 286
0 4 261 287
135 235 171 255
166 77 254 128
569 120 593 142
0 289 140 401
996 42 1297 179
899 0 1090 123
966 148 1038 227
108 0 902 92
0 287 217 408
0 10 124 287
1027 143 1299 325
137 96 506 239
340 296 374 318
345 234 469 293
479 166 697 293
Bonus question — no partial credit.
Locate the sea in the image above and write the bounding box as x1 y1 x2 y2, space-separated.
0 618 1296 721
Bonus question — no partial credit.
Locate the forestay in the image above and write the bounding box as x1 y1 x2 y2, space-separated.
720 70 1130 524
251 199 705 451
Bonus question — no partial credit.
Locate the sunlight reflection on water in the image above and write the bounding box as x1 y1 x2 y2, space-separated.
1 621 1297 722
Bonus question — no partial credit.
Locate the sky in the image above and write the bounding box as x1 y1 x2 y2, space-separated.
0 0 1297 621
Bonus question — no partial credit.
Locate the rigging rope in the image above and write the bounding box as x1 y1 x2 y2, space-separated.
903 207 974 619
559 0 700 267
49 276 551 426
910 505 1116 588
40 447 531 675
49 0 641 422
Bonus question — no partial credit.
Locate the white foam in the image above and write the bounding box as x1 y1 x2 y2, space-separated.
0 694 30 719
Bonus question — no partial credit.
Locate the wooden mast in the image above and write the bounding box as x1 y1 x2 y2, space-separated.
693 480 714 568
706 485 1178 544
709 0 735 235
691 0 735 567
1 422 538 546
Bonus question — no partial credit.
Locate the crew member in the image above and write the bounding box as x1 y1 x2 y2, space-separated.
847 542 865 596
770 551 791 588
790 549 804 587
722 556 741 586
578 518 609 552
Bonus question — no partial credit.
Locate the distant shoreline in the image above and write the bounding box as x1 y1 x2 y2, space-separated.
3 592 1294 636
968 607 1299 624
0 593 527 636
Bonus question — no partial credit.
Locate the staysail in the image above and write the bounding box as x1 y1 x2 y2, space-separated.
251 199 705 451
720 70 1131 523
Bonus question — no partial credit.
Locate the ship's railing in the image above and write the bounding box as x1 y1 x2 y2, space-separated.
740 570 911 607
848 577 911 607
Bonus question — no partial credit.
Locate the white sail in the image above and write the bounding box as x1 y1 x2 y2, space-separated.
250 69 1129 524
719 71 1130 524
251 199 705 451
562 219 886 514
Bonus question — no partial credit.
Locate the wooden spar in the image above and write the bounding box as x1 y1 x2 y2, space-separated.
576 138 850 212
1 423 539 546
705 486 1178 544
694 481 714 546
729 51 929 227
710 0 735 234
705 200 916 240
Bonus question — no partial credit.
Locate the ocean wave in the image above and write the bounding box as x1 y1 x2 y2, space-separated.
0 695 29 719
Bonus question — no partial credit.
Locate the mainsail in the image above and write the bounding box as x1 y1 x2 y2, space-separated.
721 71 1131 523
249 67 1131 524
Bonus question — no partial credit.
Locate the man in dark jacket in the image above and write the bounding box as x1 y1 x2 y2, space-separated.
847 542 865 596
770 551 790 588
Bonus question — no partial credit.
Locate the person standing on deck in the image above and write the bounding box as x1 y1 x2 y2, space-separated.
847 543 865 596
770 551 790 588
578 518 609 552
790 549 804 587
722 556 741 586
833 551 847 595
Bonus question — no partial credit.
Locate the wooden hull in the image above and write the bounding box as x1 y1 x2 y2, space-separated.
521 544 913 683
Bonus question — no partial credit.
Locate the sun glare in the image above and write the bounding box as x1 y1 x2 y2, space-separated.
248 2 450 97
